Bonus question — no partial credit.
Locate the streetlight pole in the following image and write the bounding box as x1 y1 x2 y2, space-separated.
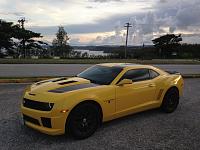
124 22 132 59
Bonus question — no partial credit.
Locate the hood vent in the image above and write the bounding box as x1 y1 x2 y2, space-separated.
52 77 68 82
58 80 77 85
36 80 50 85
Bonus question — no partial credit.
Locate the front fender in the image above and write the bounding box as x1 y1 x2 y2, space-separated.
59 85 116 122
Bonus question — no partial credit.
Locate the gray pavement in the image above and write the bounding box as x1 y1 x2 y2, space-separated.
0 79 200 149
0 64 200 77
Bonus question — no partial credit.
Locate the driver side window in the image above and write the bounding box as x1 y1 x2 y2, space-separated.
119 69 150 83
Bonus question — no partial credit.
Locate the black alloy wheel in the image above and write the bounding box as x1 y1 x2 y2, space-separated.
67 103 100 139
161 88 179 113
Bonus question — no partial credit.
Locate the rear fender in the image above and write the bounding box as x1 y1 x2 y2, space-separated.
165 75 184 97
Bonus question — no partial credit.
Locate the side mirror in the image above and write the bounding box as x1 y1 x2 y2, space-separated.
117 79 133 86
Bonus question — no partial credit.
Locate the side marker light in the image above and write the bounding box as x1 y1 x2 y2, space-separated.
60 109 69 113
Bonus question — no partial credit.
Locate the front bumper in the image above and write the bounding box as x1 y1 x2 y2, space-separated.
21 104 68 135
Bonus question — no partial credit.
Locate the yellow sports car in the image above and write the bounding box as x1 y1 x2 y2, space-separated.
21 63 184 139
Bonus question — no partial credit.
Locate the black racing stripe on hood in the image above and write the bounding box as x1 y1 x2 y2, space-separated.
48 83 98 93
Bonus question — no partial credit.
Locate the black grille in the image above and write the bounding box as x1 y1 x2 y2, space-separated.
41 117 52 128
23 98 54 111
23 114 40 126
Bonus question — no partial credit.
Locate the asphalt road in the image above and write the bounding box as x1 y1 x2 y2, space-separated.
0 64 200 77
0 79 200 150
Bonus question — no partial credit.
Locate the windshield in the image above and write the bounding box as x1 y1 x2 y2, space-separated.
77 65 123 85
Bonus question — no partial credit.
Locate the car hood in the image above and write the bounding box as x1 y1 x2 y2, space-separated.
28 77 97 94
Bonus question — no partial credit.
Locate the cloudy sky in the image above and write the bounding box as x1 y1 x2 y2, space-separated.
1 0 200 45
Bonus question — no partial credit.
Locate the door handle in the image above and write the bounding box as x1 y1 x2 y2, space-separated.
148 84 155 87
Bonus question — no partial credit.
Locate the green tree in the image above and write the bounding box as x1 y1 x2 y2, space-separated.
0 19 47 58
0 20 17 57
52 26 73 58
152 34 182 58
13 26 47 58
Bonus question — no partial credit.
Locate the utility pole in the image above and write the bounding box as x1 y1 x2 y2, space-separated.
18 17 26 58
124 22 132 59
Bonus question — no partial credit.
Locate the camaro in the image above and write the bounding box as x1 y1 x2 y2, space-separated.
21 63 184 139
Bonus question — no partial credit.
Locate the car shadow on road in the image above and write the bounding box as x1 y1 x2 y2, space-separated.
0 105 184 150
101 108 160 128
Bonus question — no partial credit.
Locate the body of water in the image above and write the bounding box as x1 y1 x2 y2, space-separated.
74 49 111 57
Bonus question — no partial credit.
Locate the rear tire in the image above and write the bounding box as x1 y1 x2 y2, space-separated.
67 103 100 139
161 88 179 113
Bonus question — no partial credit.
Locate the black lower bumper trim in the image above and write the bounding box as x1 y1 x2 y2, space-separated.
23 114 40 126
41 117 52 128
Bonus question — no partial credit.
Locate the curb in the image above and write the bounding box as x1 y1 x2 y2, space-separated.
0 74 200 83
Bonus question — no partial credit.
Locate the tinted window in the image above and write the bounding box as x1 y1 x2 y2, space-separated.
78 65 123 85
120 69 150 82
149 69 159 79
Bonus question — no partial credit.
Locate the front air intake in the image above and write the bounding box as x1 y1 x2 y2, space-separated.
23 98 54 111
23 114 40 126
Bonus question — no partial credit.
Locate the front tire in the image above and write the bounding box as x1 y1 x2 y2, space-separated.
67 103 100 139
161 88 179 113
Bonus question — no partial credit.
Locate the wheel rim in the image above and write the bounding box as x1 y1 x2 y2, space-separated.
167 92 178 111
73 108 97 135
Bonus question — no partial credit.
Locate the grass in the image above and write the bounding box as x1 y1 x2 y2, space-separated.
0 58 200 64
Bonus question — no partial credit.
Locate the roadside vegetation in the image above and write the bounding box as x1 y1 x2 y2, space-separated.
0 58 199 64
1 19 200 63
0 19 72 59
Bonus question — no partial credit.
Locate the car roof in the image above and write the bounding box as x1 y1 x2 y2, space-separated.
98 63 151 69
98 63 166 74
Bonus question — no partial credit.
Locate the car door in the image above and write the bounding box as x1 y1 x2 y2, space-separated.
115 68 157 114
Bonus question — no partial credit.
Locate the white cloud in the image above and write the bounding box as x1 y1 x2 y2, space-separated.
1 0 200 45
